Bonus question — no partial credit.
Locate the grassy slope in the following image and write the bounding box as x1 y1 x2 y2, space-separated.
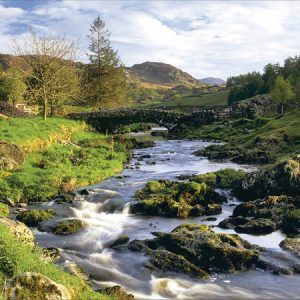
0 117 128 203
161 90 229 107
179 108 300 162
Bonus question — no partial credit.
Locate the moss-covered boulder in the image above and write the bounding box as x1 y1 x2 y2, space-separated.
0 218 34 247
131 179 225 218
191 169 246 190
129 224 262 277
52 219 84 235
16 209 56 227
5 272 71 300
235 156 300 200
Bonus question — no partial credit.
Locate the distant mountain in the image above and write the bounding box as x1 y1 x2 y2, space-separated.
199 77 226 86
126 62 204 88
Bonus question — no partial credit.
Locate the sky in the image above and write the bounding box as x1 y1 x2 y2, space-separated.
0 0 300 79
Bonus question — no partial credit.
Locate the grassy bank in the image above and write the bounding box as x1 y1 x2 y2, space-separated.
0 117 129 203
177 108 300 163
0 224 112 300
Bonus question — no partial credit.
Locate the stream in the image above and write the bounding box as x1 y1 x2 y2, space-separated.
34 136 300 299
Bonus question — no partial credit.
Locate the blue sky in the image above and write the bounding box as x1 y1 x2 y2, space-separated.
0 0 300 79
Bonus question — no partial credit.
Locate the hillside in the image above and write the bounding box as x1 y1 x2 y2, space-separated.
126 61 205 88
199 77 226 86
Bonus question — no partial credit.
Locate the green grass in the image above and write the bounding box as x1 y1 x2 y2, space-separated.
0 224 112 300
143 90 229 109
0 117 86 153
0 118 129 203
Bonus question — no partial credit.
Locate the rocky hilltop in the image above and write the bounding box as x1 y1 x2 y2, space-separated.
126 61 204 87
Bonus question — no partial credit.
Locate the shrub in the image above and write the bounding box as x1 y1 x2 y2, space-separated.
0 203 9 217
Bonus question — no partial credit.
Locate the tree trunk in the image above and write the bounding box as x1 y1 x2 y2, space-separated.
281 104 284 115
43 100 47 120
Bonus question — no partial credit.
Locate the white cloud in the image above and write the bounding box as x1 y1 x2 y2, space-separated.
0 1 300 79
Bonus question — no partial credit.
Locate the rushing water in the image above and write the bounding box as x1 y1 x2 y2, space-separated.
34 137 300 299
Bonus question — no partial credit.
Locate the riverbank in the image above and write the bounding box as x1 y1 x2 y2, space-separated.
0 116 133 299
174 108 300 164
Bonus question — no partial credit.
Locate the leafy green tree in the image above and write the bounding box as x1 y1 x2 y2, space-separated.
85 16 128 109
270 76 294 115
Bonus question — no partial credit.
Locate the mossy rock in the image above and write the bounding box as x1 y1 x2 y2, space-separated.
100 285 134 300
235 156 300 200
53 219 84 235
131 179 226 218
230 195 300 233
280 238 300 258
129 223 262 276
16 209 56 227
281 209 300 233
235 218 277 235
0 218 35 247
109 234 130 248
5 272 71 300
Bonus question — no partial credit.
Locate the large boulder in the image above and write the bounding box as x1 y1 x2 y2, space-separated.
129 224 262 277
235 156 300 200
0 218 34 247
5 272 71 300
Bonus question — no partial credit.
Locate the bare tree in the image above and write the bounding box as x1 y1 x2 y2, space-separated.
12 31 81 120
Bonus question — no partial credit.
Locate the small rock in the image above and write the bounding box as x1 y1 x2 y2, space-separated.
109 234 130 249
17 203 27 208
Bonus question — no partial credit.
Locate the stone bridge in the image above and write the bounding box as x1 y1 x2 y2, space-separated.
69 108 215 132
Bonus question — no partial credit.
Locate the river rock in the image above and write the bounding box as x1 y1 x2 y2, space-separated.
257 250 300 275
109 234 130 249
52 219 85 235
100 285 134 300
42 248 61 263
228 195 299 233
129 224 262 277
218 216 249 229
280 238 300 258
5 272 71 300
59 261 89 283
0 218 34 247
235 155 300 200
235 218 277 235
